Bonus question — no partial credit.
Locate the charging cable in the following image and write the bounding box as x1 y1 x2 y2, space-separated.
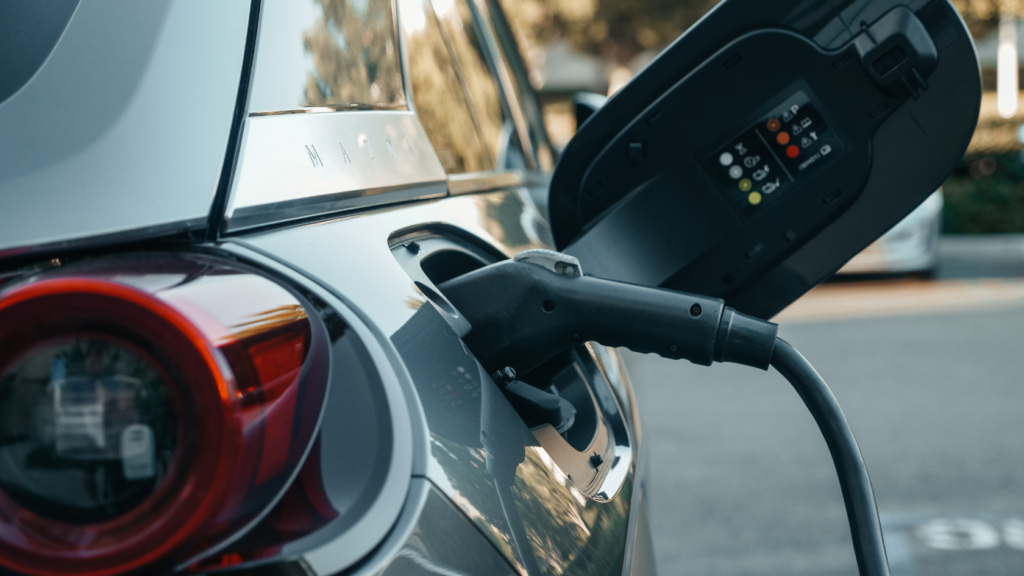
771 339 890 576
440 250 890 576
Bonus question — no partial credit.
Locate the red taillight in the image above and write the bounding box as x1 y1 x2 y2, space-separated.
0 255 329 576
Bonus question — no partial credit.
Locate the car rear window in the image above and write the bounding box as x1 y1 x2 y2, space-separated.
404 0 494 173
247 0 407 114
433 0 511 169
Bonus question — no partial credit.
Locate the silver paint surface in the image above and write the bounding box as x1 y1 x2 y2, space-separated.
216 242 418 576
0 0 249 254
234 190 639 575
376 478 519 575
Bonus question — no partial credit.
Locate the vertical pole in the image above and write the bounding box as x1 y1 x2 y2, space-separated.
997 11 1018 118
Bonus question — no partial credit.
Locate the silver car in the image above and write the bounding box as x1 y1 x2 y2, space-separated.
0 1 644 575
839 190 944 276
0 0 980 575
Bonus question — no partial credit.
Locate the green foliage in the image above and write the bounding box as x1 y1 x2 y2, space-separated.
498 0 720 69
943 153 1024 233
951 0 1024 39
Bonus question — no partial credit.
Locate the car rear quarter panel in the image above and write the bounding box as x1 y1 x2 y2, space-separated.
228 190 646 575
0 0 250 255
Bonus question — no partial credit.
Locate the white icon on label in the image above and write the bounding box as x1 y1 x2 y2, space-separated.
720 152 734 166
782 110 794 122
801 117 813 128
743 155 760 168
752 165 770 181
821 144 833 156
762 179 780 194
728 165 743 179
735 142 748 155
809 131 818 141
801 136 813 148
121 424 156 481
792 123 803 136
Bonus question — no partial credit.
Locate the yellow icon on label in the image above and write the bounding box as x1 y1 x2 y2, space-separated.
739 178 752 191
748 191 762 205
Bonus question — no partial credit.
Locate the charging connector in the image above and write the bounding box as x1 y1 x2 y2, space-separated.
440 250 890 576
440 250 778 374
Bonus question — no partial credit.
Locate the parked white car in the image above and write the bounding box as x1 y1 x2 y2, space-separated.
839 190 944 276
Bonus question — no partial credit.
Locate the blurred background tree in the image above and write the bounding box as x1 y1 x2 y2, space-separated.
498 0 717 93
500 0 1024 88
496 0 720 144
954 0 1024 36
303 0 406 108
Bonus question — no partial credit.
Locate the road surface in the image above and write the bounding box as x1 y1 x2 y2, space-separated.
625 238 1024 575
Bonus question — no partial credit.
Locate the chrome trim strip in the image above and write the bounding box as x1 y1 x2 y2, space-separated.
396 0 416 114
248 104 409 117
224 110 448 232
0 217 208 263
447 170 550 196
447 171 522 195
228 181 447 232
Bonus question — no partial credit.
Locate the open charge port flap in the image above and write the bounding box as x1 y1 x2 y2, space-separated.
546 1 977 321
389 232 633 500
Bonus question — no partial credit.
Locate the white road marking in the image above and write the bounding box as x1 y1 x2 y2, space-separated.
881 511 1024 576
882 528 918 576
1004 519 1024 550
915 518 1001 550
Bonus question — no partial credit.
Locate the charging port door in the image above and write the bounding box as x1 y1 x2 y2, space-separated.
548 0 980 319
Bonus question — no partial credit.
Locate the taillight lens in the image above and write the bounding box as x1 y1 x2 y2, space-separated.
0 336 178 524
0 254 329 576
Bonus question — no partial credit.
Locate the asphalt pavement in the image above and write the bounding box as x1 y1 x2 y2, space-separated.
624 235 1024 576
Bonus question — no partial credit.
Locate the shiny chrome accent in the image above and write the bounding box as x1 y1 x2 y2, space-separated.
447 171 523 195
224 111 448 232
396 0 416 114
249 104 409 117
530 344 633 502
447 170 551 196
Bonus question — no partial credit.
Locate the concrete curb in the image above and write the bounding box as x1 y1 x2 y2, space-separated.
938 234 1024 259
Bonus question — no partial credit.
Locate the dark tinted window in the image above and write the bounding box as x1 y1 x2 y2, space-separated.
434 0 524 170
404 0 493 173
484 0 555 171
249 0 406 114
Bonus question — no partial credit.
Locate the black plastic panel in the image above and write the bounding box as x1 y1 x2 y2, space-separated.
548 0 979 319
703 88 844 220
